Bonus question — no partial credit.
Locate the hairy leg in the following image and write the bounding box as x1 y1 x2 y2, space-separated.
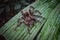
29 6 42 15
30 6 35 9
29 6 35 15
27 26 31 34
34 10 42 15
14 18 24 31
39 16 45 19
36 19 42 24
26 24 32 34
33 15 45 20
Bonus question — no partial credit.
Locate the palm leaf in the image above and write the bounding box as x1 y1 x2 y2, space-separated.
0 0 60 40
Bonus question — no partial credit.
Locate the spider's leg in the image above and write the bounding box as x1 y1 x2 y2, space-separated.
27 26 31 34
26 24 31 34
33 15 40 17
30 6 35 9
14 18 24 31
33 15 45 20
34 10 42 15
23 21 31 34
29 6 35 15
36 19 42 24
33 17 42 24
39 16 45 20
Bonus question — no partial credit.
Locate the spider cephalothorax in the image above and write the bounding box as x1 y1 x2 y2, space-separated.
14 6 45 34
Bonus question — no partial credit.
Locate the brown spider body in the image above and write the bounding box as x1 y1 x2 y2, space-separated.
14 6 45 34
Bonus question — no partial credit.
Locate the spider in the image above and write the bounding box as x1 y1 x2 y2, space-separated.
14 6 45 34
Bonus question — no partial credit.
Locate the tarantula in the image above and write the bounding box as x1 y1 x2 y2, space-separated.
14 6 45 34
